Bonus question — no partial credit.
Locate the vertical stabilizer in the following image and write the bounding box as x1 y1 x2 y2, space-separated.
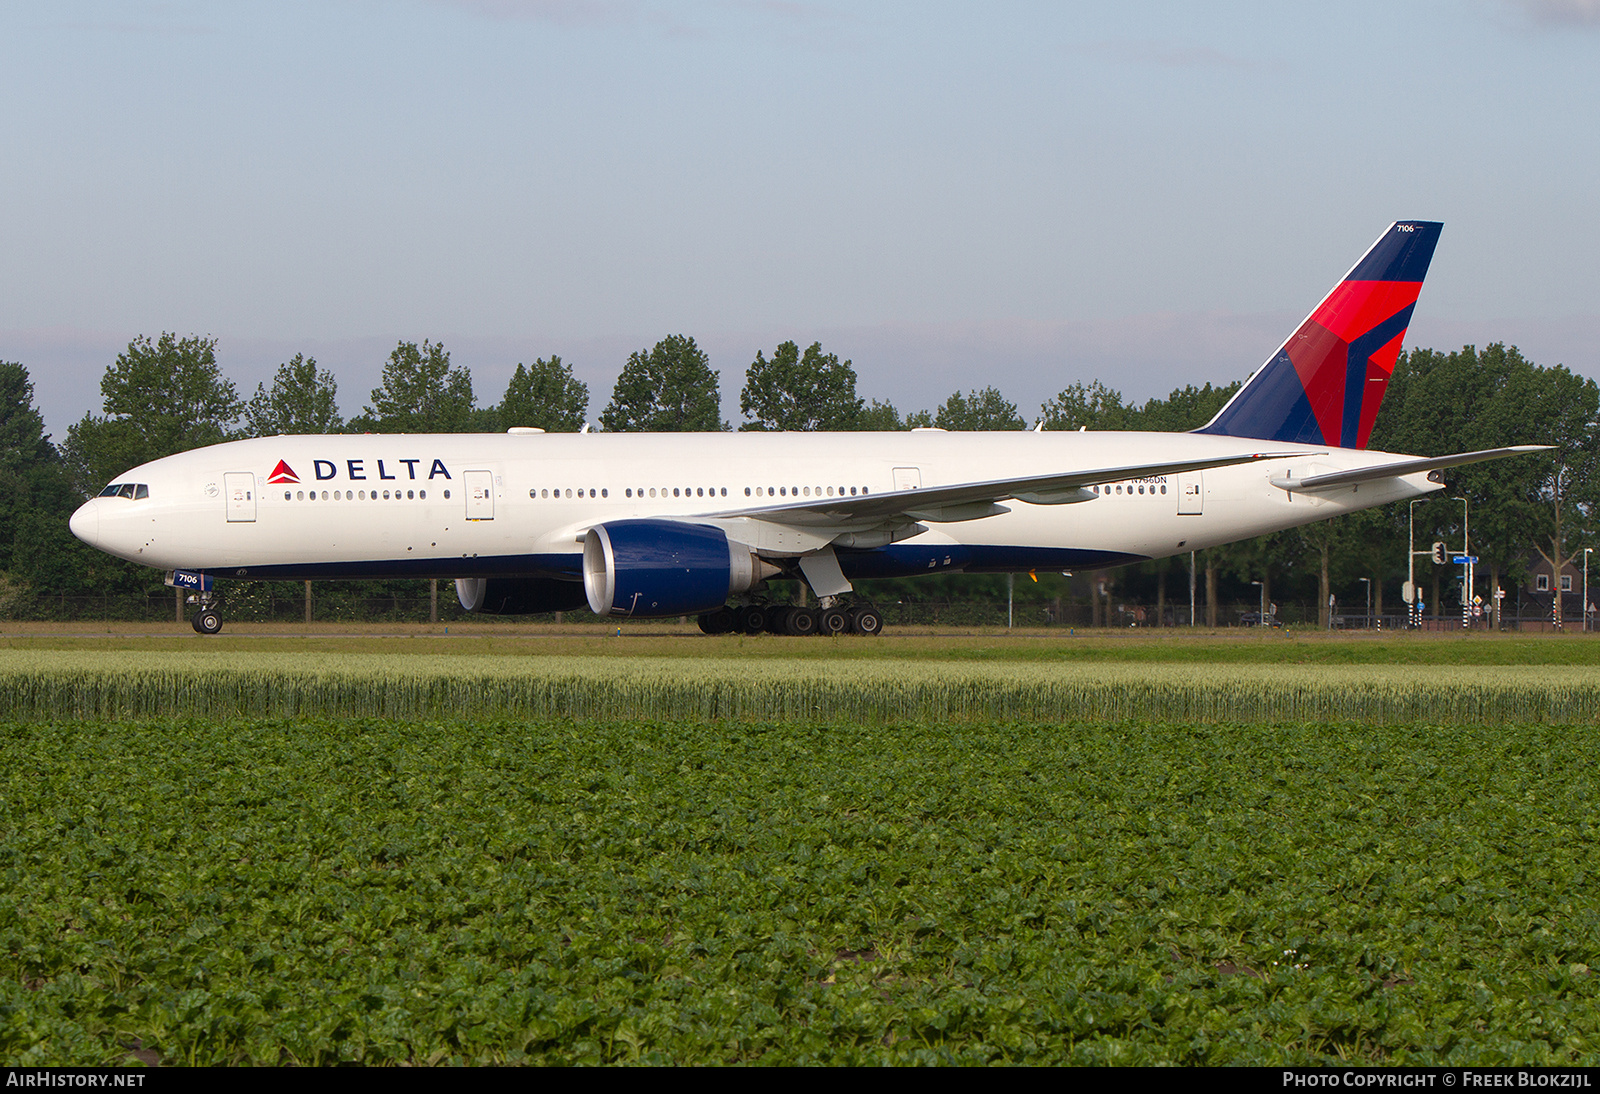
1196 221 1442 448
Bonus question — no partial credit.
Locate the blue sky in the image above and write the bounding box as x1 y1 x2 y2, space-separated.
3 0 1597 437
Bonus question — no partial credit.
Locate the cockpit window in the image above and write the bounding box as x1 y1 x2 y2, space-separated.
97 483 148 499
98 484 122 497
134 484 148 499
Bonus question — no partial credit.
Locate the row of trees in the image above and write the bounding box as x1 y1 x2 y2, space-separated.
1090 343 1598 628
2 332 1594 622
50 330 1121 501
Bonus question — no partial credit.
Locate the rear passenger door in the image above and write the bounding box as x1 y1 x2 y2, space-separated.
1176 472 1203 515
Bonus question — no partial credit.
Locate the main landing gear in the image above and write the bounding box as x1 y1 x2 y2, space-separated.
696 600 884 636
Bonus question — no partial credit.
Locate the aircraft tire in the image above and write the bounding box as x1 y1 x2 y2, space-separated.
849 606 883 636
764 606 792 634
737 604 767 635
192 609 223 635
698 609 736 635
819 607 850 635
784 607 818 636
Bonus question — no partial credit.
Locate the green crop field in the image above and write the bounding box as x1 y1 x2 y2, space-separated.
2 634 1598 1065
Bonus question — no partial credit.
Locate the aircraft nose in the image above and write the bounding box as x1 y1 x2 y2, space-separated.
69 499 99 546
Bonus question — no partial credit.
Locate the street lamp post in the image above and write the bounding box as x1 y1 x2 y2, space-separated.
1585 547 1593 633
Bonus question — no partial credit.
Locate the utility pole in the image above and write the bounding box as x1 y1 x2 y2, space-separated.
1184 550 1196 626
1585 548 1592 633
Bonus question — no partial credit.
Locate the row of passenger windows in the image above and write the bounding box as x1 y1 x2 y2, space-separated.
130 479 1154 505
285 488 451 501
533 488 614 499
629 487 726 499
745 485 868 498
527 485 872 501
1095 484 1167 496
277 481 1154 504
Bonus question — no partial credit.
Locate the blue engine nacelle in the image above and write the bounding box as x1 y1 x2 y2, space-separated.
583 519 772 618
455 576 589 615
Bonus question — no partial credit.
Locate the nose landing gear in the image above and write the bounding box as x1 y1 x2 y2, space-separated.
186 590 224 635
166 571 224 636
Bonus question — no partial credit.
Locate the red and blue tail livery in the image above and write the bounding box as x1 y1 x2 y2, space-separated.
1197 221 1442 449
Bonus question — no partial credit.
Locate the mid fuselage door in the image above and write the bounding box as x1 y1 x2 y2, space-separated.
465 470 495 520
225 472 256 522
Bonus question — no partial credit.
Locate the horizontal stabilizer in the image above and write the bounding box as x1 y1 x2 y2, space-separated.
1269 446 1551 492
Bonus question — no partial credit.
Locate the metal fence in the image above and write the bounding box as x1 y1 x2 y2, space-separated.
5 593 1595 631
8 593 484 625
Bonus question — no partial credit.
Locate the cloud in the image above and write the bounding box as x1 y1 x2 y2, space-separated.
1074 39 1269 71
731 0 841 21
1504 0 1600 26
428 0 640 27
34 17 218 38
425 0 725 39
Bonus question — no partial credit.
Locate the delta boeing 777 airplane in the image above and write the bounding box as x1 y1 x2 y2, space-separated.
70 221 1542 635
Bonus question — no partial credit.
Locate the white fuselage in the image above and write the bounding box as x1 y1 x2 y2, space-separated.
69 430 1439 589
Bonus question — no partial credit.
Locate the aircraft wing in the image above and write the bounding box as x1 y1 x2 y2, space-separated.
708 449 1308 527
1270 446 1552 492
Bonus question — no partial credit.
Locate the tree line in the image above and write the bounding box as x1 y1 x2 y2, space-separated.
1 333 1593 623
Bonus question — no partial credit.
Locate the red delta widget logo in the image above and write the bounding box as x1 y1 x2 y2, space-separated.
267 458 453 483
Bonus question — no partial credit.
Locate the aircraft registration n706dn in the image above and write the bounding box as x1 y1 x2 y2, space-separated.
70 221 1544 635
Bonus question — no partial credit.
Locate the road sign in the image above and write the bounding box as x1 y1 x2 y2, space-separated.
1452 555 1478 564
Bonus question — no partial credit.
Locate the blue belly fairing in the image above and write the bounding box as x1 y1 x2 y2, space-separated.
220 543 1146 583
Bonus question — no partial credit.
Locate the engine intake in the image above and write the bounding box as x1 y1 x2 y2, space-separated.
583 519 774 618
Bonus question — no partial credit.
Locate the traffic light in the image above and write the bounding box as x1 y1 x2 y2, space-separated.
1431 541 1448 565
